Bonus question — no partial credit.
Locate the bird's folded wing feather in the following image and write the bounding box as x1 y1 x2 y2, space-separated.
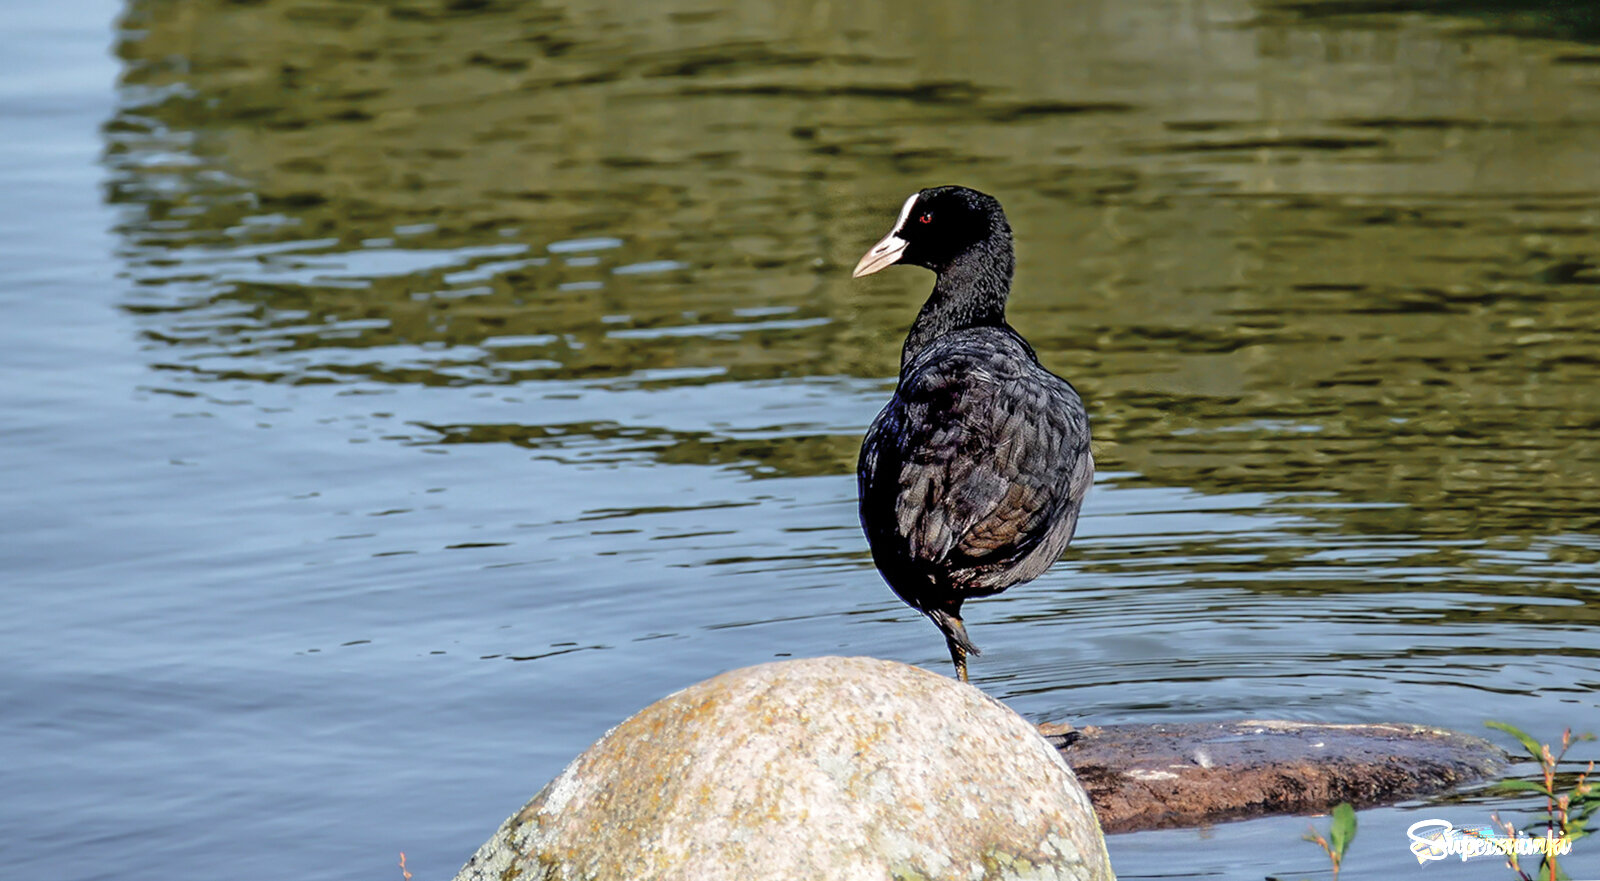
879 352 1090 570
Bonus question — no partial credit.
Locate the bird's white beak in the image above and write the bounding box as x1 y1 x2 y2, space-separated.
852 233 909 278
853 192 921 278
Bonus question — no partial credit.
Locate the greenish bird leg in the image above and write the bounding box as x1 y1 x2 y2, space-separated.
947 633 970 683
930 608 979 683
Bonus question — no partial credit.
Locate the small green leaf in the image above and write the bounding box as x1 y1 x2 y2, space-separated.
1487 720 1547 763
1497 779 1555 795
1329 802 1357 857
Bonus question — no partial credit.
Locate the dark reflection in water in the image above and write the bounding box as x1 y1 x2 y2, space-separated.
1271 0 1600 45
80 0 1600 878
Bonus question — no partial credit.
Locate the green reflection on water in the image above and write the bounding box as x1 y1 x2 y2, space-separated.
107 0 1600 542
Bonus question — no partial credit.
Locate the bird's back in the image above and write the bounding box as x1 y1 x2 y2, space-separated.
858 325 1093 610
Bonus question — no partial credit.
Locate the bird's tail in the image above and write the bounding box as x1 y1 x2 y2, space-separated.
926 608 980 656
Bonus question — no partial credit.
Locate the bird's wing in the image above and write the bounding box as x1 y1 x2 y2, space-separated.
871 345 1091 578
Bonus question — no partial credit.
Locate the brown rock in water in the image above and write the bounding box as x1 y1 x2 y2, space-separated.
455 656 1115 881
1049 719 1506 833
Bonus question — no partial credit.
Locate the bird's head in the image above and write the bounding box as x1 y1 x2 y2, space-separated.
852 185 1010 278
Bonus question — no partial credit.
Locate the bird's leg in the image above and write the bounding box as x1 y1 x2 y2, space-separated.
946 632 970 683
927 608 979 683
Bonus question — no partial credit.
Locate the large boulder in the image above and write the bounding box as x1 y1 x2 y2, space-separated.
455 656 1114 881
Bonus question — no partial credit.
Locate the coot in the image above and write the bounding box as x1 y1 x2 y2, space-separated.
854 186 1093 682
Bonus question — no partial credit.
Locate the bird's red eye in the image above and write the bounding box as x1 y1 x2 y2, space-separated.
918 213 933 224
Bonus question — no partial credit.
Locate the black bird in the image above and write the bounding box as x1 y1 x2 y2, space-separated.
853 186 1093 683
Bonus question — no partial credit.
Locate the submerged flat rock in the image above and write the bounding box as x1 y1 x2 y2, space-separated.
1045 719 1506 833
457 657 1114 881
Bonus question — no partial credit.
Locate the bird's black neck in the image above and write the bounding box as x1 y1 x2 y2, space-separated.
900 238 1014 373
